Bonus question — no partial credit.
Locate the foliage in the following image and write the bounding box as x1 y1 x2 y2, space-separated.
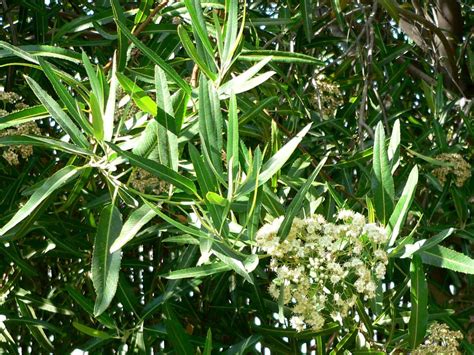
0 0 473 353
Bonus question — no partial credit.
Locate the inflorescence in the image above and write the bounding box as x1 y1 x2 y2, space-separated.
432 153 471 187
413 322 463 354
256 210 388 332
0 122 41 166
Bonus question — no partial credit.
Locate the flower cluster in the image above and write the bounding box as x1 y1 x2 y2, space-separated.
412 322 463 354
432 153 471 187
309 74 343 119
256 210 388 332
0 122 41 166
130 168 169 194
0 92 29 117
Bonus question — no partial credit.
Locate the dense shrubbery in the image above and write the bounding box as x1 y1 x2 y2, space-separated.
0 0 473 353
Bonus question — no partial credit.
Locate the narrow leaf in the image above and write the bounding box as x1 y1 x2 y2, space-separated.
115 19 191 94
0 166 81 236
25 76 89 148
165 262 232 279
278 156 327 241
372 121 395 225
108 142 197 195
387 165 418 246
92 205 123 316
420 245 474 274
408 255 428 349
238 123 312 196
110 204 156 252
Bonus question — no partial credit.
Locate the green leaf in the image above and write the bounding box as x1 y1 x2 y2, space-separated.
108 142 197 196
82 51 104 110
72 322 113 340
165 262 232 279
109 203 156 252
25 76 89 148
238 123 312 196
38 57 92 135
222 0 239 67
0 166 81 236
278 156 327 241
408 254 428 349
198 76 224 178
300 0 313 42
115 19 191 94
143 199 208 239
90 92 104 141
155 65 179 170
110 0 128 71
183 0 216 64
372 121 395 225
92 204 123 317
223 335 262 355
226 93 239 180
135 0 153 24
116 72 157 116
178 25 217 81
239 50 324 65
219 57 272 95
387 165 418 247
203 328 212 355
104 54 118 141
65 286 116 329
394 228 455 259
419 245 474 274
163 304 194 355
388 119 400 174
0 105 48 130
0 135 93 156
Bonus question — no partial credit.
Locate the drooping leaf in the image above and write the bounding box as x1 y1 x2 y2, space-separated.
92 204 123 317
0 166 81 236
25 76 89 148
109 203 156 252
408 254 428 349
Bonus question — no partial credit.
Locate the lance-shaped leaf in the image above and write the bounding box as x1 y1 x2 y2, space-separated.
92 204 123 317
387 165 418 246
107 142 197 195
278 156 327 241
109 203 156 253
199 76 224 178
155 65 178 170
178 25 217 81
0 166 81 236
372 121 395 225
238 123 312 196
0 135 93 156
25 76 89 148
419 245 474 274
103 53 118 141
39 57 92 135
408 255 428 349
115 19 191 94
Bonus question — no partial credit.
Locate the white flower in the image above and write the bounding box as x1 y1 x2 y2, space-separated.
290 316 306 332
363 223 388 244
375 263 386 279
